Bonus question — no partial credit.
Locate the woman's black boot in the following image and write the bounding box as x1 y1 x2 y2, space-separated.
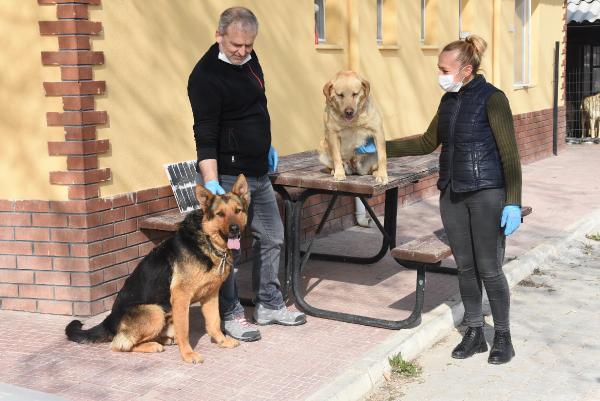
488 330 515 364
451 326 487 359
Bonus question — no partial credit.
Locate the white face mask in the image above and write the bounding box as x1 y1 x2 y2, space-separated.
438 67 466 92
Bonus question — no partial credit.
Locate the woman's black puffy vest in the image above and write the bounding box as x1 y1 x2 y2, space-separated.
437 75 504 192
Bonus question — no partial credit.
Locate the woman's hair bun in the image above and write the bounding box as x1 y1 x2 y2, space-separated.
465 34 487 58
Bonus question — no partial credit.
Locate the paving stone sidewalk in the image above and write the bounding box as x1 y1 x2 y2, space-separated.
375 232 600 401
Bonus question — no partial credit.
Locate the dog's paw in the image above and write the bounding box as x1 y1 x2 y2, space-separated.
333 171 347 181
374 174 388 185
218 336 240 349
181 351 204 364
160 337 177 346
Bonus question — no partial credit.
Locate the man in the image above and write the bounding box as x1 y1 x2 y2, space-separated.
187 7 306 342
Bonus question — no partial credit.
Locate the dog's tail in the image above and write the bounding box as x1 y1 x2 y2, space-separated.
65 316 114 344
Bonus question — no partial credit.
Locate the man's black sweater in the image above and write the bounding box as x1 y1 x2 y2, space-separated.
188 43 271 177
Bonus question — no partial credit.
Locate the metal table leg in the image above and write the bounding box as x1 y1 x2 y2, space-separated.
308 187 398 264
280 186 425 329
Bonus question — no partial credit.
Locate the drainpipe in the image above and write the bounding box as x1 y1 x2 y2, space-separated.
347 0 359 72
348 0 366 224
354 197 373 227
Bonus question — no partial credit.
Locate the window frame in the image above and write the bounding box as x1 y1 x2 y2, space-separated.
458 0 470 40
377 0 383 45
315 0 326 44
420 0 426 43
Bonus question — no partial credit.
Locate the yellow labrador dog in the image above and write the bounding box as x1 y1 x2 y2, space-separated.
319 71 388 184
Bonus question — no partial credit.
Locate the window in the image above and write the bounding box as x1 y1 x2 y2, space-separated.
514 0 531 86
377 0 383 45
314 0 326 44
420 0 426 43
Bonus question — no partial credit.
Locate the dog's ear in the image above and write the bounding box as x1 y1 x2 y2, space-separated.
195 184 214 213
360 77 371 98
231 174 250 206
322 81 334 99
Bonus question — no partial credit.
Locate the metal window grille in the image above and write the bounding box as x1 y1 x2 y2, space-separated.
566 43 600 142
514 0 531 86
377 0 383 45
420 0 426 43
315 0 326 44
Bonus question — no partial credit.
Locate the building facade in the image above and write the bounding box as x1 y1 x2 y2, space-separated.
0 0 566 316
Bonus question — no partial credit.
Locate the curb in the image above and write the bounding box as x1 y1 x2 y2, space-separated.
305 208 600 401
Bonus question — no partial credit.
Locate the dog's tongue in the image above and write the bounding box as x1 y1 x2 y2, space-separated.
227 238 241 250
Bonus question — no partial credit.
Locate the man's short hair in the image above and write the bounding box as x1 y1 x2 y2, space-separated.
218 7 259 35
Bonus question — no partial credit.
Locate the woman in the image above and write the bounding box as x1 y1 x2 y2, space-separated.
382 35 521 364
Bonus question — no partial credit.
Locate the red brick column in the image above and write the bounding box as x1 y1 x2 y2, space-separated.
39 0 109 200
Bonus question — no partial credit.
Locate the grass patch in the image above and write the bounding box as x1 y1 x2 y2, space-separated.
582 242 593 255
585 232 600 241
388 353 421 378
518 277 552 290
532 267 545 276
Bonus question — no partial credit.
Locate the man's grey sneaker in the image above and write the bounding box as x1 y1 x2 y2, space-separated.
253 303 307 326
222 314 261 342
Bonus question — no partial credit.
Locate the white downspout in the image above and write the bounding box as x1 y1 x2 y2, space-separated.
347 0 371 228
354 197 373 227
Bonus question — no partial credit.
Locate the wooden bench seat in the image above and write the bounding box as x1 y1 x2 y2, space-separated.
391 206 533 267
139 209 184 232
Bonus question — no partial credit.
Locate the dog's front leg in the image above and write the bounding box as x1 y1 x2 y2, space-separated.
201 293 240 349
373 128 388 184
328 131 346 181
171 289 203 364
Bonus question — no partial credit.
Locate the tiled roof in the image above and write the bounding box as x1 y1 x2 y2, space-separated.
567 0 600 23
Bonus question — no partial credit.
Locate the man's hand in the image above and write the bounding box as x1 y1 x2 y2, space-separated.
204 179 225 195
500 205 521 236
268 146 278 173
355 137 376 154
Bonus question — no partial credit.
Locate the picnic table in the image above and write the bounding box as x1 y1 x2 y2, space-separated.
140 151 441 330
270 151 439 329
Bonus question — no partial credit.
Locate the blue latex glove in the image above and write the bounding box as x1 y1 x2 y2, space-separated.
268 145 279 173
501 205 521 236
355 137 377 154
204 179 225 195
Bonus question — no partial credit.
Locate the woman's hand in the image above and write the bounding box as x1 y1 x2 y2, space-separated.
501 205 521 236
355 137 376 154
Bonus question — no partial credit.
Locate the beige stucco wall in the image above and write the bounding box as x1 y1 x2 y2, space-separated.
0 0 565 200
92 0 349 197
0 2 66 200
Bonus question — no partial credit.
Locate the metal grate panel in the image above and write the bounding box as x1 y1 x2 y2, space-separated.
163 160 201 213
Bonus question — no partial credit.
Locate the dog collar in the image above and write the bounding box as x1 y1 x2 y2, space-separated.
203 234 230 275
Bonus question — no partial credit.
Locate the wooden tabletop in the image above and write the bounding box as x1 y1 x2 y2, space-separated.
271 151 440 196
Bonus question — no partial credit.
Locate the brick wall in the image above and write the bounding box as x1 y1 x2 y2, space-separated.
514 106 566 165
39 0 108 200
0 187 175 315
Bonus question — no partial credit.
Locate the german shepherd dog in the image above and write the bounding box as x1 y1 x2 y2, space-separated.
65 174 250 364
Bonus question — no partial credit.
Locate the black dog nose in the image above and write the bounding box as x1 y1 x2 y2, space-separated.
345 109 354 118
229 224 240 237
